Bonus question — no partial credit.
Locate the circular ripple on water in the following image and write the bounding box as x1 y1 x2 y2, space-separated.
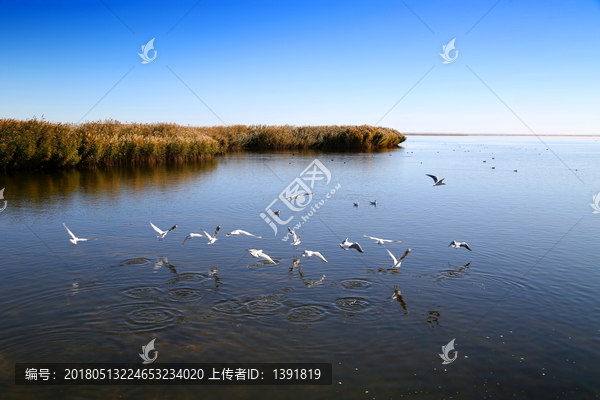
284 305 327 323
341 279 372 290
126 307 183 331
123 287 162 299
245 294 285 316
167 288 204 302
213 300 245 315
334 297 371 312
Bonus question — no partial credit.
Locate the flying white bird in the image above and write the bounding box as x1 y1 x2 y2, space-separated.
302 250 328 263
339 238 364 253
180 232 205 246
245 249 276 264
282 193 314 200
426 174 446 186
363 235 402 245
200 226 221 246
63 223 98 245
385 246 411 270
288 226 303 249
449 240 472 251
370 200 377 206
225 230 262 238
150 222 178 241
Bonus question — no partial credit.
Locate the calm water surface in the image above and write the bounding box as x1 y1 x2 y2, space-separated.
1 136 599 399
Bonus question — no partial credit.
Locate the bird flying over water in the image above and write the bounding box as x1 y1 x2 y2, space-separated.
282 193 314 200
226 229 262 238
200 226 221 246
302 250 328 263
339 238 364 253
288 226 303 249
426 174 446 186
385 247 411 270
181 232 204 246
150 222 177 241
363 235 402 245
63 223 98 245
245 249 276 264
449 240 472 251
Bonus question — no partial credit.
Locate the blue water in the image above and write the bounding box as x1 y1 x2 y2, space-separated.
1 135 599 399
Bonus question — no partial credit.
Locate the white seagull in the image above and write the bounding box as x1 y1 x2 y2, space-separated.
339 238 364 253
245 249 276 264
180 232 205 246
282 193 314 200
63 223 98 245
302 250 328 263
385 247 411 271
288 226 303 249
200 226 221 246
449 240 472 251
150 222 177 241
363 235 402 245
226 229 262 238
426 174 446 186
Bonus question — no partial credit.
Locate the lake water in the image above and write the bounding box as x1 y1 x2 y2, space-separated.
1 136 599 399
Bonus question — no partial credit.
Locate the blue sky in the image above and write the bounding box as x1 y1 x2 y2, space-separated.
1 0 599 134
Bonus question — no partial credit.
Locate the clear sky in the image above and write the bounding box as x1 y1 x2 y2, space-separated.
1 0 599 134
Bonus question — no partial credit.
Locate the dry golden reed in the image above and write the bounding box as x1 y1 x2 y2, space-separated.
0 118 406 169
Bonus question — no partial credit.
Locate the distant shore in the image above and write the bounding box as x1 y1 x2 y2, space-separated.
406 133 600 137
0 119 406 170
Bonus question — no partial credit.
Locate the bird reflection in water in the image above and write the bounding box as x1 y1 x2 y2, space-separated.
433 262 471 284
391 286 409 314
208 266 221 289
153 257 169 273
291 259 325 288
66 281 79 305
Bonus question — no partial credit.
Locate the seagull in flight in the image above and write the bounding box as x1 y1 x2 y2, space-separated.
288 226 303 249
302 250 328 263
370 200 377 206
339 238 364 253
200 226 221 246
180 232 205 246
363 235 402 245
282 193 314 200
245 249 276 264
426 174 446 186
150 222 177 241
449 240 472 251
385 247 411 271
63 223 98 245
226 229 262 238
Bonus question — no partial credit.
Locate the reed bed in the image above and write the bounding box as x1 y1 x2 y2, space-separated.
0 119 406 169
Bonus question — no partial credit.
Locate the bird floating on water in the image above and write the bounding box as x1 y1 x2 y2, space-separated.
449 240 472 251
63 223 98 245
370 200 377 206
226 229 262 238
200 226 221 246
426 174 446 186
245 249 276 264
288 226 303 249
150 222 177 241
354 202 359 208
363 235 402 245
385 246 411 271
273 209 281 217
339 238 364 253
302 250 328 263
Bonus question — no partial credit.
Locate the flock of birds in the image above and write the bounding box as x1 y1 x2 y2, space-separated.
61 174 473 300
